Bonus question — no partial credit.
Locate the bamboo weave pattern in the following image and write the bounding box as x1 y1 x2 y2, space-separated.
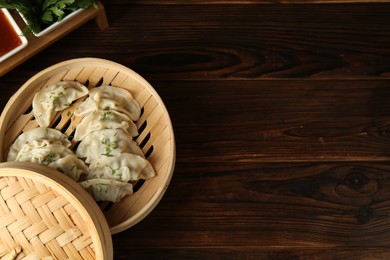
0 176 96 259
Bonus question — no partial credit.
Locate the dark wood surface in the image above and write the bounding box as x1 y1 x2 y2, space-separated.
2 1 390 259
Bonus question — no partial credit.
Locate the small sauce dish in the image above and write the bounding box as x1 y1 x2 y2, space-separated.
0 8 28 63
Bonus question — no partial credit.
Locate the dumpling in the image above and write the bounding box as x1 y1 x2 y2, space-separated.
74 86 141 121
86 153 155 182
73 110 138 141
76 129 144 163
13 141 88 181
49 155 88 181
14 140 70 161
79 179 133 202
7 127 70 161
33 81 89 127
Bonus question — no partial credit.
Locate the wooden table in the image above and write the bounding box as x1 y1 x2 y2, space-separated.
2 1 390 259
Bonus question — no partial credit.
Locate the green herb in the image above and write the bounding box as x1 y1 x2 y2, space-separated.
42 151 57 165
69 164 76 172
106 165 122 179
0 0 97 34
100 111 113 121
49 92 69 107
100 138 118 157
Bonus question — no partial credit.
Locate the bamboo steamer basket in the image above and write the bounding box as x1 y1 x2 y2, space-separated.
0 162 113 259
0 58 176 236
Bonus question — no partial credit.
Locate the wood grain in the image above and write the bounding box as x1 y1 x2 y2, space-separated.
152 79 390 162
113 161 390 247
3 3 389 80
1 1 390 259
111 248 390 260
113 0 390 4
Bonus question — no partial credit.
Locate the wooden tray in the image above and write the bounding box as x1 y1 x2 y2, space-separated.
0 162 113 260
0 1 108 77
0 58 176 234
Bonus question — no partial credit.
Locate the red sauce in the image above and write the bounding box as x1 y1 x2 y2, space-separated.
0 9 22 57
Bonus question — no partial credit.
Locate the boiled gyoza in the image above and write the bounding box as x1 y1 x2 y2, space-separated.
10 140 88 181
7 127 70 161
74 86 141 121
79 179 133 203
9 80 155 203
73 110 138 141
33 81 89 127
48 154 88 181
76 129 144 163
86 153 155 182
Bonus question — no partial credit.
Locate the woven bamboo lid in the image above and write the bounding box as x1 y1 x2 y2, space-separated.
0 162 113 260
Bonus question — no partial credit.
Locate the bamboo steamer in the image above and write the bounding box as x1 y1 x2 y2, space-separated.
0 162 113 259
0 58 176 239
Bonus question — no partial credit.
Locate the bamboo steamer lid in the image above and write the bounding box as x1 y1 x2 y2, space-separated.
0 162 113 260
